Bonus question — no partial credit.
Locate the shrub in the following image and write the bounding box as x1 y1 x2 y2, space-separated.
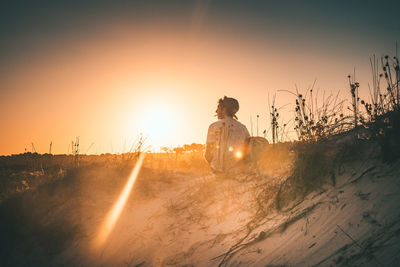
353 54 400 162
276 141 335 211
289 86 351 143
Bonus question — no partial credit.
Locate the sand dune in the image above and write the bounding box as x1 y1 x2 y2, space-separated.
1 141 400 267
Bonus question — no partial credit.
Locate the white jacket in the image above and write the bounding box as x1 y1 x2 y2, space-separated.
206 117 250 172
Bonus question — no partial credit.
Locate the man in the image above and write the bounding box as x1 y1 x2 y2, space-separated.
205 96 250 174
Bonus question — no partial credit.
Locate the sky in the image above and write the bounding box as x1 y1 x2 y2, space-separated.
0 0 399 155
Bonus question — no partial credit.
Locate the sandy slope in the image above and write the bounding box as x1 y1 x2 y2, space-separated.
2 146 400 267
129 158 400 267
70 159 400 266
220 159 400 267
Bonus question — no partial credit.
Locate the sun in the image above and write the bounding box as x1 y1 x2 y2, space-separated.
137 103 179 147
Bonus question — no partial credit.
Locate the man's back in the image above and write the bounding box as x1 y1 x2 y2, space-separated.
206 117 250 172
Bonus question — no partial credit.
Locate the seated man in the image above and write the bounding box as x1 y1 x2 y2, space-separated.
205 96 250 174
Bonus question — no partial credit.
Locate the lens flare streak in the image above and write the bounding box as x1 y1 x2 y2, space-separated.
93 153 145 249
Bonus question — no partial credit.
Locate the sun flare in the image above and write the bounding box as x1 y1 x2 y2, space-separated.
137 103 180 147
93 153 145 250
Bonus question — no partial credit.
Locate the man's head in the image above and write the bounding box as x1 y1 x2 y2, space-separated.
216 96 239 119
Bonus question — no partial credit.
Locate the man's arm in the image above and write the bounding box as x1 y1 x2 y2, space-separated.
205 124 215 164
205 142 215 164
242 125 251 158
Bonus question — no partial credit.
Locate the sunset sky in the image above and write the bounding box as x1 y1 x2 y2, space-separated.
1 0 399 155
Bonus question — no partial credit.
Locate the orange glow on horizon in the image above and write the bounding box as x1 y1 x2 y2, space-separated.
93 153 145 250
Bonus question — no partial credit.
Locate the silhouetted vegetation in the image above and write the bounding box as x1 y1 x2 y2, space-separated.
274 52 400 211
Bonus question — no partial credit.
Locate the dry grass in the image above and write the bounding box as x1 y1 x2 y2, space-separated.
353 53 400 161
